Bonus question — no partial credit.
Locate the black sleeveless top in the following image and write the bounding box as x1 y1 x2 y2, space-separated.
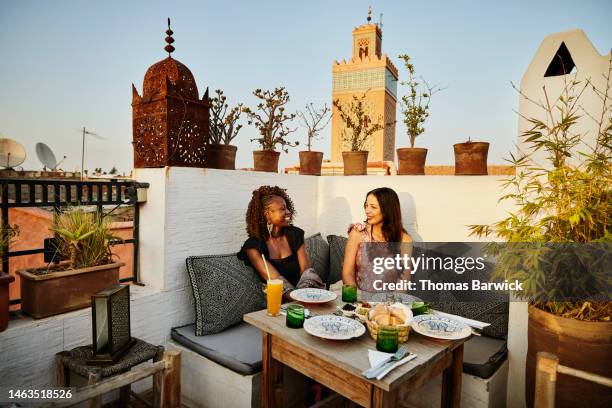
237 226 305 287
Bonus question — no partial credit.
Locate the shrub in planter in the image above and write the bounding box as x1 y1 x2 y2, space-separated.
469 60 612 407
396 53 443 175
17 208 123 318
243 87 298 173
207 89 243 170
333 91 388 175
296 103 330 176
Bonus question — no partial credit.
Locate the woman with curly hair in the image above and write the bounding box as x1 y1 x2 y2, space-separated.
342 187 413 295
238 185 321 295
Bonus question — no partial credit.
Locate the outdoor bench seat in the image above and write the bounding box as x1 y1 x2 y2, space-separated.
171 323 262 376
463 335 507 379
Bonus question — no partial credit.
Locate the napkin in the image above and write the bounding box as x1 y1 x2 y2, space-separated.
367 350 418 380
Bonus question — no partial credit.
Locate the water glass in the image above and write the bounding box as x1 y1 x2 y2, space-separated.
286 304 305 328
376 326 399 353
342 284 358 303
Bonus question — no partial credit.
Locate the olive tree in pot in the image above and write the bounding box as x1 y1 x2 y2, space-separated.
17 208 124 318
396 53 443 175
469 60 612 407
333 91 386 175
296 103 331 175
0 224 19 331
207 89 243 170
243 87 298 173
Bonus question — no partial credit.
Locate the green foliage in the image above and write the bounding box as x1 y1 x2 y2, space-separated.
0 224 19 262
333 91 389 152
469 57 612 321
398 54 442 148
51 208 118 269
243 87 298 152
209 89 244 145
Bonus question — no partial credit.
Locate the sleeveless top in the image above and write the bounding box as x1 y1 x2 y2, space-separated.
349 223 408 293
237 226 304 287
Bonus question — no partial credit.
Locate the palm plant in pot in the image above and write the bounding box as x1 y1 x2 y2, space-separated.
207 89 243 170
396 53 443 175
243 87 298 173
17 208 124 318
296 102 331 176
469 61 612 407
333 91 386 175
1 224 19 331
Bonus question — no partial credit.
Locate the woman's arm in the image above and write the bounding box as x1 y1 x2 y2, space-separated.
245 248 282 281
341 229 363 286
397 233 414 283
295 244 312 274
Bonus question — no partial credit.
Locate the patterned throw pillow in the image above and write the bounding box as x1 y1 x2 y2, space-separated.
326 235 348 286
186 254 266 336
305 233 330 284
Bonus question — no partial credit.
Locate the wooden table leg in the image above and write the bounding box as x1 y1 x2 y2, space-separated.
119 385 131 406
372 387 398 408
53 353 68 387
441 344 464 408
152 346 165 408
261 332 283 408
87 370 102 408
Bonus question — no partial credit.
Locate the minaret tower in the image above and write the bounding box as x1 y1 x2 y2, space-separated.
331 7 398 162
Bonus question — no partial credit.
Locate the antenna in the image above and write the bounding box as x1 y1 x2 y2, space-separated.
0 138 27 169
79 127 103 181
379 13 383 29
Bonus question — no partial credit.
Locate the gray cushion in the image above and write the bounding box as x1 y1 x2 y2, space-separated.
171 323 262 375
463 335 507 379
327 235 347 286
305 233 330 284
186 254 266 336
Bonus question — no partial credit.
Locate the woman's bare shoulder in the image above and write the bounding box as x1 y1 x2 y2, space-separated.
401 232 413 243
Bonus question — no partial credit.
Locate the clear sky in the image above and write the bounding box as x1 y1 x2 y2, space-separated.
1 0 610 174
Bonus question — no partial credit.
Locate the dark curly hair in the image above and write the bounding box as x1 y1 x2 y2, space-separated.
246 186 296 240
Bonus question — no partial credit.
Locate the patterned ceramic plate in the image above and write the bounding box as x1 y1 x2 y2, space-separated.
368 292 422 305
290 288 337 303
411 314 472 340
303 315 366 340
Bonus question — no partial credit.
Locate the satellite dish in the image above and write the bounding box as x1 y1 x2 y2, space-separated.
0 138 26 169
36 142 58 170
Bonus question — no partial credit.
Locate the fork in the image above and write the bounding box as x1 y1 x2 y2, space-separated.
362 346 409 379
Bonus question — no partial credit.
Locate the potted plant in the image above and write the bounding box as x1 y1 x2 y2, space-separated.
1 224 19 331
296 103 331 176
17 208 124 318
207 89 243 170
469 61 612 407
333 91 386 175
243 87 298 173
453 137 490 175
396 54 443 175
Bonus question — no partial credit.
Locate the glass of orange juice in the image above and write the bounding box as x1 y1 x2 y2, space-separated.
266 279 283 316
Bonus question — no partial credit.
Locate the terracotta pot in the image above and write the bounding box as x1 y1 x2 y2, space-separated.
17 262 123 319
206 144 237 170
342 151 368 176
453 141 489 175
397 148 428 175
253 150 280 173
0 272 14 332
526 305 612 408
298 151 323 176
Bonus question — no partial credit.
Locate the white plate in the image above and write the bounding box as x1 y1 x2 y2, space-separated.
411 314 472 340
290 288 337 303
303 315 366 340
367 292 422 304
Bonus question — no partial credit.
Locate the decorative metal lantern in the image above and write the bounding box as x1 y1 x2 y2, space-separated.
89 284 135 365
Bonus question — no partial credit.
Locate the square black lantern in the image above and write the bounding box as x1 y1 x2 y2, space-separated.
89 284 135 365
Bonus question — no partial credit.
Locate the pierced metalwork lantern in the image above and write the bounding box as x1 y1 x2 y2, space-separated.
89 284 135 365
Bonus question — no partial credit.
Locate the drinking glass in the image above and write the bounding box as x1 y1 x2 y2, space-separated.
286 304 305 328
376 326 399 353
342 284 358 303
266 279 283 316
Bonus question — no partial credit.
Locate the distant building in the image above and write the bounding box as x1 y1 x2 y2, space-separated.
331 9 398 162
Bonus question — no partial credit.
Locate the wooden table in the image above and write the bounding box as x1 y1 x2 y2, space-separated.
244 299 468 408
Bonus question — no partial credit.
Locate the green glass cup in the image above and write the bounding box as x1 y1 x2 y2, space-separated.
376 326 399 353
286 304 305 328
342 284 358 303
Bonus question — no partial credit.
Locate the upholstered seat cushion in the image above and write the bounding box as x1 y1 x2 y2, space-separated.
327 235 348 286
305 233 330 284
462 335 507 379
186 254 266 335
171 323 262 375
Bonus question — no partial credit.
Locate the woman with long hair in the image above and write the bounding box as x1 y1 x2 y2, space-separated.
342 187 412 294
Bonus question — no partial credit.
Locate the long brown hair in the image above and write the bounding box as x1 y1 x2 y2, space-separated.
245 186 295 240
365 187 406 242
